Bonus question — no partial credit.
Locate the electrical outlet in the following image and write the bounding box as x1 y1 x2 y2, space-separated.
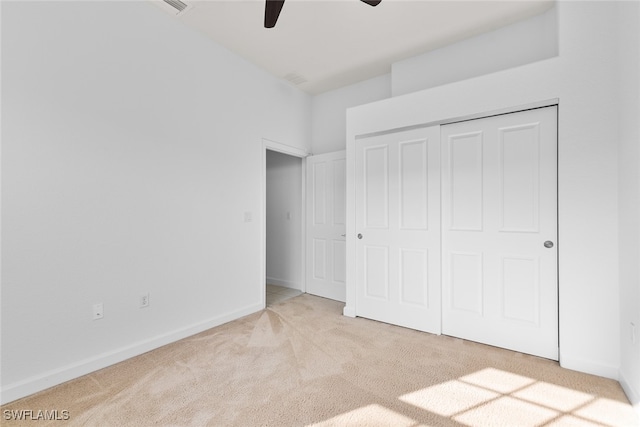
140 293 149 308
93 303 104 320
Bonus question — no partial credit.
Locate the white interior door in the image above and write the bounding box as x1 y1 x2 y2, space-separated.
355 126 441 334
441 106 558 360
306 151 347 302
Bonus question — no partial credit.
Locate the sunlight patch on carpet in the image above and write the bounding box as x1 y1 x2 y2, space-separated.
454 396 558 427
399 380 499 416
545 414 607 427
459 367 535 393
512 381 594 412
574 397 640 426
307 404 418 427
399 367 639 427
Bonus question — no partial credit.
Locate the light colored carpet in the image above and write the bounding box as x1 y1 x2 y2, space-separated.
266 284 303 306
2 294 638 426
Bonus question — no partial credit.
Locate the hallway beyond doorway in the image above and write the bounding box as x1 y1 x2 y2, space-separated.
266 284 302 306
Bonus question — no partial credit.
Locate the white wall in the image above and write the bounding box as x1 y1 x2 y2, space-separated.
617 1 640 410
346 1 627 381
391 6 558 97
310 6 558 155
311 74 391 155
266 150 303 290
1 1 310 403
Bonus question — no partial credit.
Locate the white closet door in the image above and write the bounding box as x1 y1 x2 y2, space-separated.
441 106 558 360
306 151 347 302
355 126 441 334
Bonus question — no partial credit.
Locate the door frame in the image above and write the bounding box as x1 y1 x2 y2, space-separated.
345 99 559 319
260 138 309 309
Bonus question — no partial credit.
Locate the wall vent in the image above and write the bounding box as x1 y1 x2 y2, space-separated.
161 0 191 15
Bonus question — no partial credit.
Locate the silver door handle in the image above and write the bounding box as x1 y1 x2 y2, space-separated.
341 234 346 237
544 241 554 248
357 234 363 239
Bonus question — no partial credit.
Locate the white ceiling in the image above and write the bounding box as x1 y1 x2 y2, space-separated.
162 0 554 94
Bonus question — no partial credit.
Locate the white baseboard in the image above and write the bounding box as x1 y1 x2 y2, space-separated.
343 306 356 318
0 302 263 405
620 369 640 420
559 354 620 380
266 277 301 290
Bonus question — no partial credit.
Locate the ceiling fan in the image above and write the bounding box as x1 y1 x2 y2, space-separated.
264 0 382 28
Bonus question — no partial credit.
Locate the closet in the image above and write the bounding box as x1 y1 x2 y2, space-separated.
354 106 558 360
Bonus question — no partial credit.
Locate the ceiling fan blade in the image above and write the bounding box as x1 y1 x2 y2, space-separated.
265 0 286 28
360 0 381 6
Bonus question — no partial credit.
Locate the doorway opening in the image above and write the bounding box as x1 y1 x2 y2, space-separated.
263 142 307 307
